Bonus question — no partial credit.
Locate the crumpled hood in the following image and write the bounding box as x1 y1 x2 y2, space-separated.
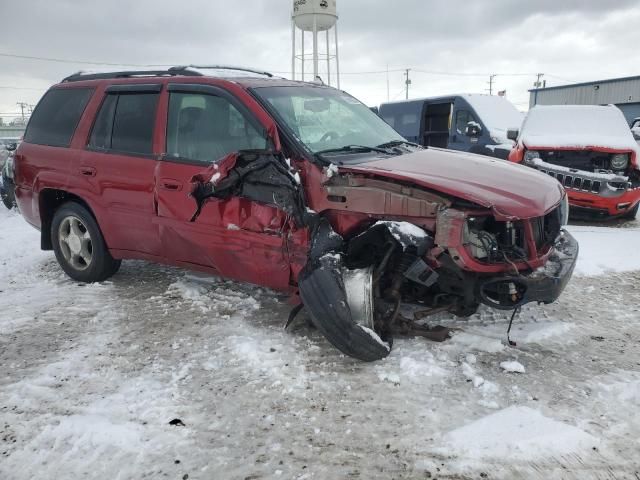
341 148 564 219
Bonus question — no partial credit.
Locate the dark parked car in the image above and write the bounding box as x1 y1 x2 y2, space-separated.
1 142 17 209
14 66 577 361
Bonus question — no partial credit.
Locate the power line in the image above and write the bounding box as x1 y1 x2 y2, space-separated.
0 86 45 91
0 52 172 67
0 51 573 79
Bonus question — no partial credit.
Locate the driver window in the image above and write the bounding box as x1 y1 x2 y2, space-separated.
455 110 476 135
166 92 267 163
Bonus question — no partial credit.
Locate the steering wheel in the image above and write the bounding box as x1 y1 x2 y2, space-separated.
319 131 340 143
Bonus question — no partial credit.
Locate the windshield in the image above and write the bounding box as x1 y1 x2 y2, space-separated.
252 85 406 156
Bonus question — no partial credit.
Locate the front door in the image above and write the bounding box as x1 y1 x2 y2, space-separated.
154 84 293 291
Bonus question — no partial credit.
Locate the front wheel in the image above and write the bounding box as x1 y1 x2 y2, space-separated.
51 202 121 282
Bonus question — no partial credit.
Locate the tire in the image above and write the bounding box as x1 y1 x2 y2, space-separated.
51 202 121 282
623 203 639 220
0 177 15 210
299 256 392 362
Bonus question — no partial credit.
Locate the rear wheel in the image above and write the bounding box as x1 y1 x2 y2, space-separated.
51 202 121 282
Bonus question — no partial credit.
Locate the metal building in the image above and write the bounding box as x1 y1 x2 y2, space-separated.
529 75 640 124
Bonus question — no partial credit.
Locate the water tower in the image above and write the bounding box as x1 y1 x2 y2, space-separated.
291 0 340 87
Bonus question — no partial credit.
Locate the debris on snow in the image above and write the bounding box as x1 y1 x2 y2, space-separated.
500 361 526 374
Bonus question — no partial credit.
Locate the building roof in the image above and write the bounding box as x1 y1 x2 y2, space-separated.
529 74 640 93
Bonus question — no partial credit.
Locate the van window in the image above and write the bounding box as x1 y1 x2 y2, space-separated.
166 92 267 163
24 88 93 147
402 113 418 126
455 110 477 135
88 93 158 155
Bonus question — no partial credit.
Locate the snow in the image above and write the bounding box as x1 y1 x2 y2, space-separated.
566 224 640 276
463 94 524 143
442 406 599 460
519 105 640 154
325 163 339 178
359 326 391 351
500 360 526 373
1 205 640 478
373 220 430 247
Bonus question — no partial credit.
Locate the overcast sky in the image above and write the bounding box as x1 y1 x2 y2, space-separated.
1 0 639 121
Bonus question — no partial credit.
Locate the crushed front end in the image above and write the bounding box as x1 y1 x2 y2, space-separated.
432 203 578 311
524 150 640 218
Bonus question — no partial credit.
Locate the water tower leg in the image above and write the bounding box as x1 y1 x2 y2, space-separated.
326 29 331 86
291 20 296 81
334 24 341 89
313 17 319 81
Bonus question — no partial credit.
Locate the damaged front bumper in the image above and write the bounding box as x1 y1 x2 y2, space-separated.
478 229 579 310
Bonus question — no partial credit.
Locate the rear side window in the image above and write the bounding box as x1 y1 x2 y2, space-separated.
88 92 158 155
24 88 93 147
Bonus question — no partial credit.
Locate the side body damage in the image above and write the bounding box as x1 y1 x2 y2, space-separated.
191 150 578 361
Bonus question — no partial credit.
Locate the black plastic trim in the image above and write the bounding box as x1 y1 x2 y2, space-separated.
106 84 162 93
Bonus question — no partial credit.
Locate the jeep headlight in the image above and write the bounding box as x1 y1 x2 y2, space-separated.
610 153 629 171
523 150 540 165
558 192 570 226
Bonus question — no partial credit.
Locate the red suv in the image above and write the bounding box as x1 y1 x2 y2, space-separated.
14 66 578 361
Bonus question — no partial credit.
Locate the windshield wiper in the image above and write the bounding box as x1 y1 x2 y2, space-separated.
315 145 389 157
376 140 422 149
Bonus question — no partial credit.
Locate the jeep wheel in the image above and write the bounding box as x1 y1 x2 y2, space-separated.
51 202 121 282
623 203 639 220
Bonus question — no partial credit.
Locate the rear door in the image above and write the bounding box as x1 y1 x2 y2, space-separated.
79 85 162 256
154 83 293 290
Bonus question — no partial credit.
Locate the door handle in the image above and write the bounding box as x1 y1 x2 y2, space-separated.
160 179 183 191
79 166 96 177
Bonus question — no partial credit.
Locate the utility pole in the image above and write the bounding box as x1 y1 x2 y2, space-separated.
386 64 390 102
533 73 545 106
404 69 411 100
487 74 497 95
16 102 29 123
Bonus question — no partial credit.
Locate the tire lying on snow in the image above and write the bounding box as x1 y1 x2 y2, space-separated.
299 253 392 362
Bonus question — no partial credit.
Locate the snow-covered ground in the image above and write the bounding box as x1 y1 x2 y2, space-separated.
1 207 639 479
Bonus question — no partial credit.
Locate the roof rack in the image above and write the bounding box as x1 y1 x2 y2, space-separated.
62 69 204 83
61 65 275 83
169 65 274 78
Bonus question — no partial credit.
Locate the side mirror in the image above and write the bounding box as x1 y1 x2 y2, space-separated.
465 121 482 137
506 128 519 142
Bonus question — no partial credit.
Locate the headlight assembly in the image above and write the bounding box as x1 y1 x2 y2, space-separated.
523 150 540 164
610 153 629 171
